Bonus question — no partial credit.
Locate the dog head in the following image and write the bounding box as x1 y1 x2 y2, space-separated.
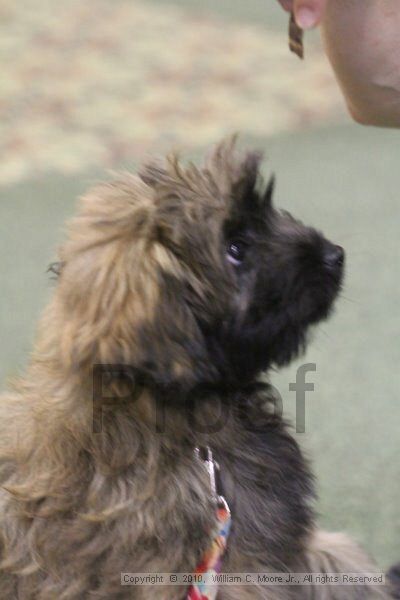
54 139 344 389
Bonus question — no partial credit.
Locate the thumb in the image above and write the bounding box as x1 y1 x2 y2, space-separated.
293 0 328 29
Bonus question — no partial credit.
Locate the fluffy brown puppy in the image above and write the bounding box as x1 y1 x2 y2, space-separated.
0 140 393 599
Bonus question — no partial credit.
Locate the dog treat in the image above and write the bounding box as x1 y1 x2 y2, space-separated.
289 12 304 59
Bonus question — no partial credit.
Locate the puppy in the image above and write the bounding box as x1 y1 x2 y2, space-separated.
0 139 395 598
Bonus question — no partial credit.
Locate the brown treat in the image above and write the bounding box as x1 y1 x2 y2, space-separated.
289 12 304 59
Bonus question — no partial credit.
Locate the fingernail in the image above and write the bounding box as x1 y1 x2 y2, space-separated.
295 8 317 30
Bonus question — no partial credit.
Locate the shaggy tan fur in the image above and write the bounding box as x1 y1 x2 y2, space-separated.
0 140 391 598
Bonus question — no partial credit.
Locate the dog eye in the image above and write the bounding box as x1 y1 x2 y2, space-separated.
227 241 247 266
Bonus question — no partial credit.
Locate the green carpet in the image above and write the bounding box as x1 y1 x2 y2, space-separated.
148 0 288 30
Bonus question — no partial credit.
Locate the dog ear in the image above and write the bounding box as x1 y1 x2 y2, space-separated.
54 182 215 388
232 150 264 207
262 174 276 209
205 138 268 218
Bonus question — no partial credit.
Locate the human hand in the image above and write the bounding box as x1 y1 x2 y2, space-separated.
277 0 328 30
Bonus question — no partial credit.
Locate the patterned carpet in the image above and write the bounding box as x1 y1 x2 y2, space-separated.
0 0 345 185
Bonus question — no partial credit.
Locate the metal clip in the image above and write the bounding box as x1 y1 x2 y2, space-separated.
195 446 230 515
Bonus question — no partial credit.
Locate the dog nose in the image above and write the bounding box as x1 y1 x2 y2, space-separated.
323 244 345 269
